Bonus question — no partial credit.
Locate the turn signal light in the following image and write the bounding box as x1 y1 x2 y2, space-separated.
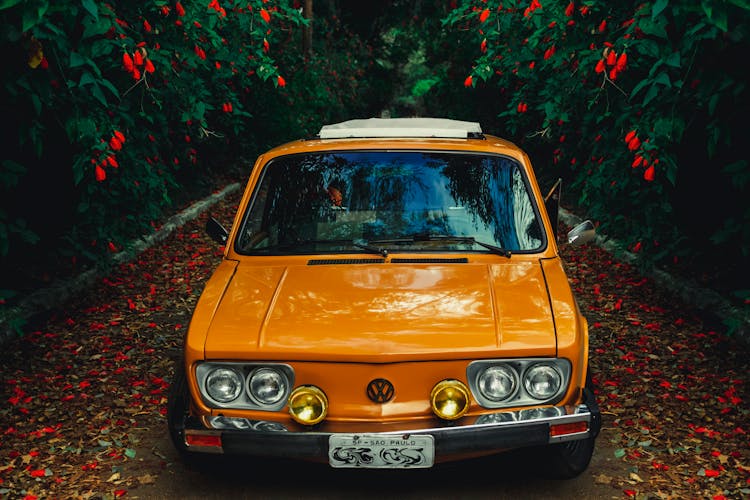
430 379 470 420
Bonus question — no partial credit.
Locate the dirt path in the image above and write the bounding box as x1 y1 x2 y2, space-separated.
0 189 748 499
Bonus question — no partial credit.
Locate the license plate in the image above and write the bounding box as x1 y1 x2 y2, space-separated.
328 434 434 469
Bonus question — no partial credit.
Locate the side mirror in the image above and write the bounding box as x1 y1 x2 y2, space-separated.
567 220 596 246
206 216 229 245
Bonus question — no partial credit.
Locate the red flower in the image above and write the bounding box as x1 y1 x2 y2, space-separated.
594 59 606 73
194 45 206 60
222 102 233 113
606 50 617 66
615 52 627 71
565 2 574 16
627 136 641 151
598 19 606 32
632 155 643 168
479 8 490 23
624 130 636 143
260 8 271 23
544 45 556 60
480 39 487 53
609 67 618 80
175 1 185 16
106 155 119 168
643 165 655 181
110 136 123 151
133 51 144 67
39 57 48 69
144 58 155 73
517 102 528 113
122 52 134 72
277 75 286 87
143 19 152 32
464 75 473 87
132 67 141 80
95 164 107 182
263 38 270 53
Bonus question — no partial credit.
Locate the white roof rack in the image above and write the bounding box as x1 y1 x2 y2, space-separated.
318 118 483 139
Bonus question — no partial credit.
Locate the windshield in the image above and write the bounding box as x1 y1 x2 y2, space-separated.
235 151 545 254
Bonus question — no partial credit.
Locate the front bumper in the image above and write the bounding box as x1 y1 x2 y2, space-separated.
181 402 601 464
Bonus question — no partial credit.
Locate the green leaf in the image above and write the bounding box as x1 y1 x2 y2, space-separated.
69 51 87 68
91 83 107 106
708 93 720 115
31 93 41 116
99 78 120 99
652 0 669 19
83 17 112 39
124 448 136 459
664 51 680 68
0 0 22 10
643 83 660 106
79 71 96 87
630 79 651 99
614 448 626 458
81 0 98 21
22 2 49 32
653 72 672 87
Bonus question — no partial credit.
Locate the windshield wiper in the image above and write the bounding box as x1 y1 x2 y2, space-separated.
250 238 388 257
352 239 388 258
370 233 512 258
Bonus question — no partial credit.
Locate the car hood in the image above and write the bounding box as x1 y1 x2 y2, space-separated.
203 261 557 362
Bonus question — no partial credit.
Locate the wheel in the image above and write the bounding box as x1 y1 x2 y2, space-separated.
537 369 600 479
166 359 191 456
167 360 218 469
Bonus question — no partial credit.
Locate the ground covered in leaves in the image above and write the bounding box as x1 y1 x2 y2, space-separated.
0 189 748 499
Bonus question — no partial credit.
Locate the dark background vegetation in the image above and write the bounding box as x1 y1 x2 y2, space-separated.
1 0 748 331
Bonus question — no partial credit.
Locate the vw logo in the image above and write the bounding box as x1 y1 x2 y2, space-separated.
367 378 394 403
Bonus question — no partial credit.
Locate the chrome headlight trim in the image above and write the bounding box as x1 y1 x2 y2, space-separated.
467 358 571 409
195 362 294 411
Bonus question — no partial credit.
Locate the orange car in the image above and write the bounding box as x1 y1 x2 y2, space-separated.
168 118 600 478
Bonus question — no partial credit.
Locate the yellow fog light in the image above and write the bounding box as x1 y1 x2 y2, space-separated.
288 385 328 425
430 379 470 420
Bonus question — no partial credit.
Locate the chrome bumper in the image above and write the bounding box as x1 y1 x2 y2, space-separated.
182 403 601 460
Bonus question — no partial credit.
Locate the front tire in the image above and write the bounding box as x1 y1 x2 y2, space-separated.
167 359 191 456
538 370 599 479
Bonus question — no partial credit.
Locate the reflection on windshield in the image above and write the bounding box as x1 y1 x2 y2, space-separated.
236 151 544 254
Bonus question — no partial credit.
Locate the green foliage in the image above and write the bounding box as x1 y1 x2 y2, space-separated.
442 0 750 268
0 1 388 322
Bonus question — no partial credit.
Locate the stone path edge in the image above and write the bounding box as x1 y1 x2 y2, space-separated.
0 182 242 345
560 207 750 346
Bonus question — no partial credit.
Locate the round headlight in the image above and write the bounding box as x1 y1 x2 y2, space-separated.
430 379 470 420
205 368 243 403
247 368 287 406
523 364 562 400
477 365 518 402
288 386 328 425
